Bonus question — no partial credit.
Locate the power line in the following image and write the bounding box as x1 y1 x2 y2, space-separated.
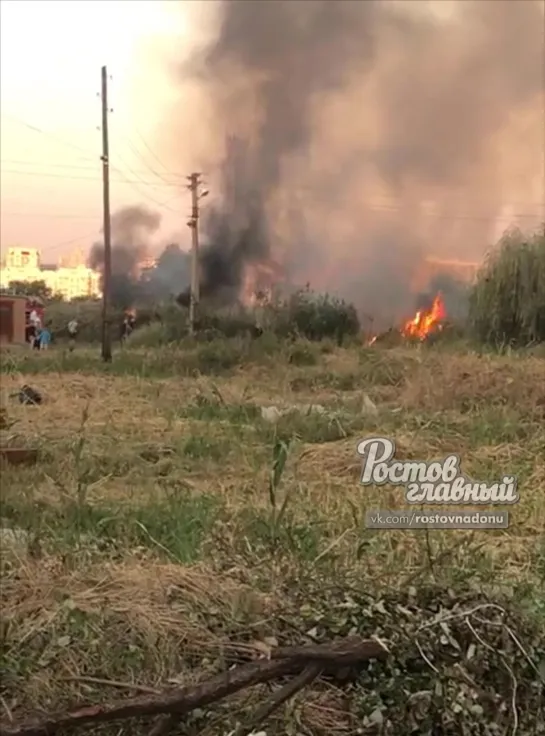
0 231 99 255
109 154 179 211
44 231 101 253
0 113 183 211
125 139 179 188
1 168 542 221
1 160 184 207
0 167 180 192
1 165 543 216
0 112 98 162
0 159 184 180
2 211 101 220
133 127 173 176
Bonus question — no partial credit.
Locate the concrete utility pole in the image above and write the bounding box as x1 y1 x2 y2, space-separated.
100 65 112 362
186 173 208 334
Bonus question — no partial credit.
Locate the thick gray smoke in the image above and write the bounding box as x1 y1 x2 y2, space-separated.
168 0 544 325
89 205 190 307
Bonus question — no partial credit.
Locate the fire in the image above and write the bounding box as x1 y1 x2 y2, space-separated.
402 293 446 340
241 260 284 306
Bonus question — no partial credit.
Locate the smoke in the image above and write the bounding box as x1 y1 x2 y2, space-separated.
89 205 190 307
166 0 544 325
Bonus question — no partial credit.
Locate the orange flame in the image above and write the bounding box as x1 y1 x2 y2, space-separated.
241 261 284 306
402 293 446 340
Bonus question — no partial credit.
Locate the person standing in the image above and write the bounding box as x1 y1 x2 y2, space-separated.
26 322 36 348
67 319 78 352
120 314 134 343
32 327 42 350
39 325 51 350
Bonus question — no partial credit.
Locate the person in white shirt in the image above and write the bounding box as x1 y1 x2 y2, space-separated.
67 319 78 351
29 309 41 330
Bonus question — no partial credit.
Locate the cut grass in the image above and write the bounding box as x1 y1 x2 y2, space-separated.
1 340 544 733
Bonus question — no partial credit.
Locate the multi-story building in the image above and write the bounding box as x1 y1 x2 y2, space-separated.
1 247 43 284
3 247 41 270
48 265 101 301
0 247 101 300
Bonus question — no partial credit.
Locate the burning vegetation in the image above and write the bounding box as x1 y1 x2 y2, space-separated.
82 2 542 348
402 293 447 340
164 0 543 329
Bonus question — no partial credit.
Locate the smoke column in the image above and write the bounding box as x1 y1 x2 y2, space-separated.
89 205 161 307
166 0 544 325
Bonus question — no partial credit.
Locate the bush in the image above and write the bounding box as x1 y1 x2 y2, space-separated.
45 301 184 344
468 226 545 347
45 300 104 342
43 288 361 349
265 288 360 344
126 323 171 348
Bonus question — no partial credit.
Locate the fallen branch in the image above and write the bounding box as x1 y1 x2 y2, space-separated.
0 637 386 736
236 663 323 736
60 676 160 696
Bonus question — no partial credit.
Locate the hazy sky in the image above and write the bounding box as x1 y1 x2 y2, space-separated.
0 0 205 262
0 0 543 268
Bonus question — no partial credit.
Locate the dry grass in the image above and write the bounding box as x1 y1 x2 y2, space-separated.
1 340 544 734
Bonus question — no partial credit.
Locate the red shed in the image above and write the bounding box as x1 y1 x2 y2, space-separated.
0 294 28 345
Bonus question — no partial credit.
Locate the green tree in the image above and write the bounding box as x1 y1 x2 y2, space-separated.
8 279 55 301
468 224 545 347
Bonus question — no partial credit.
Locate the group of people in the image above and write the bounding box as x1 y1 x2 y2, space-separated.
26 311 80 352
27 309 51 350
25 310 134 351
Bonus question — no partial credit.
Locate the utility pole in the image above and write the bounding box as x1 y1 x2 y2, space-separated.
186 173 208 334
100 65 112 362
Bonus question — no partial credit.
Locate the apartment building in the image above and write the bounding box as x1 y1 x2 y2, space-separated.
0 247 101 300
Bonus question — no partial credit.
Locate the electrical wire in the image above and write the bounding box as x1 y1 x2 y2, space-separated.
0 112 98 162
2 114 543 222
125 139 179 188
109 154 180 210
1 113 184 211
133 126 173 176
0 167 177 188
2 211 101 220
1 159 185 179
1 167 542 222
46 231 102 252
2 163 543 218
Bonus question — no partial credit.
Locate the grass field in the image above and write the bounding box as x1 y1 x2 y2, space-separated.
1 337 544 735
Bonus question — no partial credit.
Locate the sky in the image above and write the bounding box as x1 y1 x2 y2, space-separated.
0 0 543 268
0 0 207 263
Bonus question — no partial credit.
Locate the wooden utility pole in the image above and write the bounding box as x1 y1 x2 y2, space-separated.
100 65 112 362
187 172 202 334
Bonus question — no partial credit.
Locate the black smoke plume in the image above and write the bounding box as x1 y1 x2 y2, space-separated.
89 205 190 308
168 0 544 325
177 137 271 307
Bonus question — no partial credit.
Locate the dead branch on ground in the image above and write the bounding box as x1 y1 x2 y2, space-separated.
0 637 387 736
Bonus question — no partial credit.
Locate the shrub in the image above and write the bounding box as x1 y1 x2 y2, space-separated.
43 288 361 349
265 288 360 344
45 300 105 342
126 323 171 348
468 226 545 347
